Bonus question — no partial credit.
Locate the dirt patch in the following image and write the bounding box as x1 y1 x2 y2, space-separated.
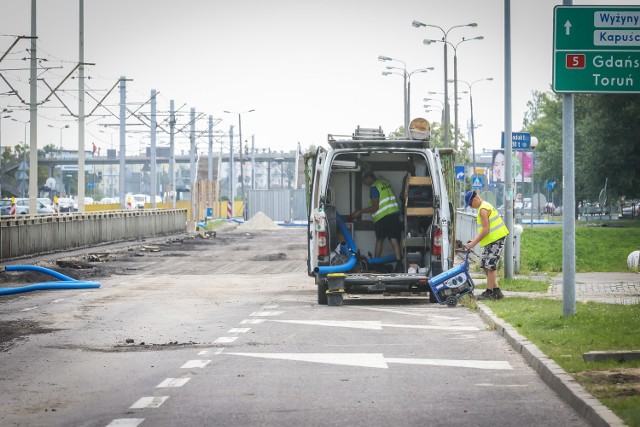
575 368 640 398
0 320 58 352
47 341 209 353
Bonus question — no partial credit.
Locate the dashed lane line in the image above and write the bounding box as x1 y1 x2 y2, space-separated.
130 396 169 409
156 377 191 388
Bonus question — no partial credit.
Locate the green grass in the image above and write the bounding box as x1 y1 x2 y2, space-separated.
473 277 550 293
521 220 640 273
484 297 640 426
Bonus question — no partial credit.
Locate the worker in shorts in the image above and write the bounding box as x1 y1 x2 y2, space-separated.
348 170 403 272
464 191 509 300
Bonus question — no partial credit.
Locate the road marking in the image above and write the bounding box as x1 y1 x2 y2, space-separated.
181 360 211 369
261 304 279 309
52 299 65 303
106 419 145 427
198 348 224 356
157 377 190 388
228 328 251 334
230 352 388 368
130 396 169 409
250 311 284 317
353 306 459 319
241 319 265 324
214 336 238 344
19 306 38 312
475 383 529 387
271 319 479 332
384 358 513 371
228 352 513 371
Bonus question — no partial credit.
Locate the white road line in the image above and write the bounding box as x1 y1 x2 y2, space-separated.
228 352 514 371
106 419 145 427
228 328 251 334
261 304 279 309
156 377 191 388
385 358 513 371
270 319 479 332
130 396 169 409
198 348 224 356
250 311 284 317
214 336 238 344
19 306 38 312
181 360 211 369
52 299 65 303
241 319 265 324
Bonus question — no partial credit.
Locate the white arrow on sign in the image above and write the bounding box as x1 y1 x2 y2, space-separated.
565 20 572 35
271 319 479 332
228 352 513 371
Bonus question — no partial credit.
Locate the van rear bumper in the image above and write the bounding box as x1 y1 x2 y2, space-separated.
341 273 430 293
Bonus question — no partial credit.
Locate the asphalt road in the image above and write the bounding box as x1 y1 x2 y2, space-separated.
0 225 589 427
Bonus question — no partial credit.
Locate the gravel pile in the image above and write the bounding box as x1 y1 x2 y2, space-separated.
237 211 280 230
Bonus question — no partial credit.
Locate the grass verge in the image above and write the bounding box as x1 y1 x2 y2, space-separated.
483 297 640 426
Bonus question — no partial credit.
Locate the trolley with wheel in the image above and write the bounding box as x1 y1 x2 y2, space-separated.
427 250 475 307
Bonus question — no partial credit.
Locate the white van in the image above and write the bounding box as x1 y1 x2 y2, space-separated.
307 125 455 304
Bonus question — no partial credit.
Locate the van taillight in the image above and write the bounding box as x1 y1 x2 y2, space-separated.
433 228 442 256
318 231 328 256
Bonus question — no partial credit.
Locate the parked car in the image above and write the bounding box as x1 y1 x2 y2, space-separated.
38 197 54 209
99 197 117 204
619 203 640 219
0 198 54 215
57 197 78 212
126 193 146 209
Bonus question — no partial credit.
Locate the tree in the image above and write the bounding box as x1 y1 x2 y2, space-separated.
523 91 640 205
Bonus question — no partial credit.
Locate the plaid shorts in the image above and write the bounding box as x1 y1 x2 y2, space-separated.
481 238 506 271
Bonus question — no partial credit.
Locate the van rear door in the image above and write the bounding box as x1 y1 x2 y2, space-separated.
434 149 452 270
307 146 327 276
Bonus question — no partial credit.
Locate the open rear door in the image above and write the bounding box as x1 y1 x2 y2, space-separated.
306 146 327 276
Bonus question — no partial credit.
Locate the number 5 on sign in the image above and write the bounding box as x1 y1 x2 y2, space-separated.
566 54 585 69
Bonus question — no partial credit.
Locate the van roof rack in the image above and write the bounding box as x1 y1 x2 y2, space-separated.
327 126 431 150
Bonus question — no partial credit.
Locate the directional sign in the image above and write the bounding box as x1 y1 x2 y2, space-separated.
472 175 483 189
501 132 531 150
455 165 465 181
553 6 640 93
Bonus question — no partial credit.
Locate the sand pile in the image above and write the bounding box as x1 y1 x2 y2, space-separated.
238 211 280 230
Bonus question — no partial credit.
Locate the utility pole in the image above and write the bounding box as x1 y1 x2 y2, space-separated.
229 125 235 217
150 89 157 208
169 100 176 209
503 0 514 278
28 0 38 215
208 116 213 182
119 77 126 209
77 0 86 213
189 108 196 221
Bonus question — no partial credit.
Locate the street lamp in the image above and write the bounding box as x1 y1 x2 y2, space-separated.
381 61 433 136
378 55 409 135
0 109 12 150
425 35 484 150
224 109 255 217
11 118 29 196
48 124 70 153
453 77 493 177
412 20 478 147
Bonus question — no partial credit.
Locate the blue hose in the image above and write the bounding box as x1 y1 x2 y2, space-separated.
1 265 101 296
367 255 397 265
314 213 358 275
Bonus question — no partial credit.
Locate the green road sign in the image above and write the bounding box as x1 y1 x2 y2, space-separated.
553 6 640 93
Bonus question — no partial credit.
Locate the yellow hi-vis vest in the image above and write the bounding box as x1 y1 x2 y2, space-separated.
371 178 400 223
477 200 509 246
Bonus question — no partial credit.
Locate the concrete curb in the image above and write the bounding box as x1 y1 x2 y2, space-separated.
476 302 626 427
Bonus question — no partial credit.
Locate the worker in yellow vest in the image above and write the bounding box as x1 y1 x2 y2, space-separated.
465 190 509 300
349 170 402 272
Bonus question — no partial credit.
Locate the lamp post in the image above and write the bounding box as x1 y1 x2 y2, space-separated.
378 55 408 136
454 77 493 176
412 21 478 148
425 35 484 150
48 124 70 153
224 109 255 218
383 66 434 133
11 118 29 196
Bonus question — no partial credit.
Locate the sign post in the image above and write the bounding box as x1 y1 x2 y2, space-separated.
553 6 640 93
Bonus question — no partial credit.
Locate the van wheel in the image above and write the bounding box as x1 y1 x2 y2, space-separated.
317 278 328 305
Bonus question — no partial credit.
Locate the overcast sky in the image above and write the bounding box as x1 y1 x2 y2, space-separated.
1 0 637 158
